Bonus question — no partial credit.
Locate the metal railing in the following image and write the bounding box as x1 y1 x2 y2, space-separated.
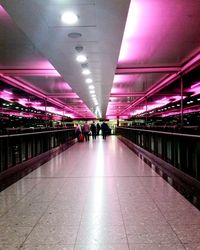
0 128 75 174
116 127 200 181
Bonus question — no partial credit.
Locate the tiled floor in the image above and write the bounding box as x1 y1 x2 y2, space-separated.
0 136 200 250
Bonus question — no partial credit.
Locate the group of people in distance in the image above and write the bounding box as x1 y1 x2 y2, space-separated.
75 121 109 141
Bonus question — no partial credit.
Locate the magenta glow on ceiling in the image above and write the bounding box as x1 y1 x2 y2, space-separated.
118 0 140 64
128 95 187 117
1 76 95 119
190 82 200 96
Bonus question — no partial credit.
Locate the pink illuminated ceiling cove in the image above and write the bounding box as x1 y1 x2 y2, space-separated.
106 0 200 119
190 82 200 96
0 5 10 21
1 70 94 119
0 89 92 119
130 96 185 116
118 0 200 67
118 0 140 64
1 77 94 119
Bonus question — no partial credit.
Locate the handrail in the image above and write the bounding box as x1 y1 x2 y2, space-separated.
117 127 200 139
0 128 75 139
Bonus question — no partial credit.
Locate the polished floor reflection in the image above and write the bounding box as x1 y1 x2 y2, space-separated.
0 136 200 250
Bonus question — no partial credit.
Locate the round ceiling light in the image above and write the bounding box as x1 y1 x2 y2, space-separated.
85 78 93 84
82 69 91 75
88 85 95 89
68 32 82 39
76 54 87 63
61 11 78 25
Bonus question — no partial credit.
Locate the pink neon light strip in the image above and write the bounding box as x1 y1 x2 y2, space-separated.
191 82 200 89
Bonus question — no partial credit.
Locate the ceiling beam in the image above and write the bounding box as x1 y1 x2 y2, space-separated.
110 92 145 97
115 66 181 74
110 92 190 97
46 93 80 98
0 69 60 76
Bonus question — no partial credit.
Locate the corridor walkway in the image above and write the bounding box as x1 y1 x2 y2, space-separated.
0 136 200 250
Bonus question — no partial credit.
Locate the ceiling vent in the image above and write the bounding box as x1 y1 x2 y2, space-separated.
68 32 82 39
75 46 84 52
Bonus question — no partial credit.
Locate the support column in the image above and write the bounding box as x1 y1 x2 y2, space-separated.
180 76 183 127
145 97 148 124
117 116 119 127
45 99 47 127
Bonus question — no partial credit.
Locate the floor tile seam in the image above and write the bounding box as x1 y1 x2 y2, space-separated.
18 179 68 249
130 166 188 248
24 176 161 181
114 178 131 250
73 193 89 250
139 177 187 247
25 176 119 179
0 180 43 218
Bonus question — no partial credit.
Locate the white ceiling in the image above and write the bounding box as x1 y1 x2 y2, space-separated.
0 0 130 118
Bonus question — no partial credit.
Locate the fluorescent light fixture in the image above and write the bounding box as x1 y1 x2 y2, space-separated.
191 82 200 89
76 54 87 63
85 78 93 84
61 11 78 25
82 69 91 75
91 94 96 97
90 90 95 94
88 85 95 89
3 90 12 95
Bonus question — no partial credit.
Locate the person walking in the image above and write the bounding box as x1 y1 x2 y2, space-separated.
101 121 109 140
75 123 81 138
90 121 97 140
96 123 101 136
83 121 90 141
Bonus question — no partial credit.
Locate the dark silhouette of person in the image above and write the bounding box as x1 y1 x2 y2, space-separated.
75 123 81 138
96 123 101 136
90 121 97 140
83 121 90 141
101 121 109 139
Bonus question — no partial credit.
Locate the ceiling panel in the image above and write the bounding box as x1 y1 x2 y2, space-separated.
17 76 72 94
118 0 200 67
111 73 166 93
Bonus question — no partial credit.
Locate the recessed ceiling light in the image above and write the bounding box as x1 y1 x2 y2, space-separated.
88 85 95 89
61 11 78 25
85 78 93 84
90 90 95 94
76 54 87 63
82 69 91 75
91 94 96 97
